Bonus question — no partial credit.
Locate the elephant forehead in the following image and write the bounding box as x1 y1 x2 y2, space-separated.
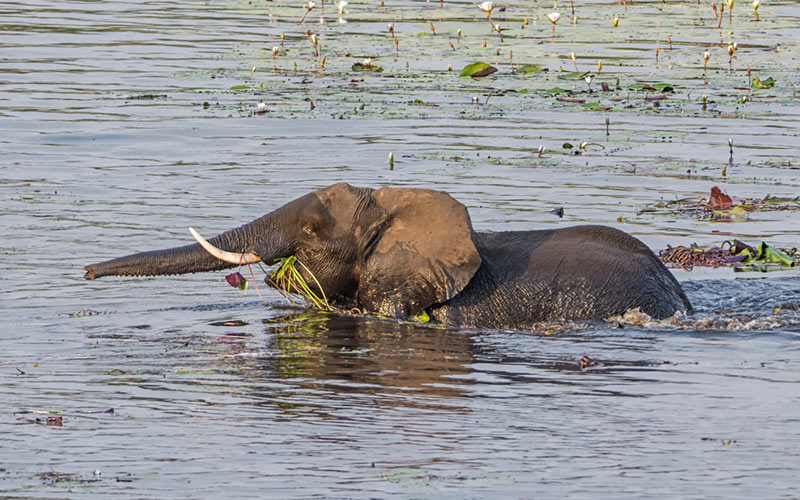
314 183 373 223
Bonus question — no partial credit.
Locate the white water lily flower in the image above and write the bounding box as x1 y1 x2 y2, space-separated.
547 12 561 24
479 1 494 14
256 101 267 113
337 0 348 14
363 58 372 67
300 1 315 22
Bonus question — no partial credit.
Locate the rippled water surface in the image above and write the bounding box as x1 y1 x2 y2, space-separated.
2 0 799 498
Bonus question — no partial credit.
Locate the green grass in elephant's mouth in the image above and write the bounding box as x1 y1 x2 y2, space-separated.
269 256 333 311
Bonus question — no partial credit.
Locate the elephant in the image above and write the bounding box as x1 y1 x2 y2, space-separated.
84 183 693 329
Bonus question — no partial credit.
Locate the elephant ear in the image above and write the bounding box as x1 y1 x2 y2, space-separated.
358 187 481 318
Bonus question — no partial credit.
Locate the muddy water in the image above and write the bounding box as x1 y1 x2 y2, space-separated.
2 0 799 498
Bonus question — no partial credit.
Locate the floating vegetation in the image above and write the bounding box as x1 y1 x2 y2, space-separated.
751 76 775 89
460 62 497 78
225 271 248 291
627 83 675 93
351 59 382 72
659 240 798 271
269 256 333 311
640 186 800 220
517 64 547 74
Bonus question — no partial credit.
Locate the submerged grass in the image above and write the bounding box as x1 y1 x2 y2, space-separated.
270 256 333 311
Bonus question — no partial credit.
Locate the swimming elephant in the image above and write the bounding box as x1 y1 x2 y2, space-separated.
84 183 693 329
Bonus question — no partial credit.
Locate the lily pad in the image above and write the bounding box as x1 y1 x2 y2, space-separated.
518 64 546 74
760 242 795 266
558 71 587 80
546 87 568 95
352 62 383 72
628 83 675 92
460 62 498 78
752 76 775 89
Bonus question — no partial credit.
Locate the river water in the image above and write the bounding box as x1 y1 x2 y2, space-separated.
2 0 799 498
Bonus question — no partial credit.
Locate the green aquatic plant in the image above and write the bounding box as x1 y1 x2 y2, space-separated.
659 240 797 271
752 76 775 89
270 256 333 310
518 64 546 73
460 62 497 77
352 58 383 72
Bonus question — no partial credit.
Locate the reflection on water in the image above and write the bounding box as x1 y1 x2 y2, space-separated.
262 310 475 402
2 0 800 497
3 282 800 498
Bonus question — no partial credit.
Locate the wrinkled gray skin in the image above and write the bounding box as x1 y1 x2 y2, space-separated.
84 183 693 329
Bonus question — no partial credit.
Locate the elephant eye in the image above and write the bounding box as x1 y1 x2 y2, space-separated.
302 224 315 236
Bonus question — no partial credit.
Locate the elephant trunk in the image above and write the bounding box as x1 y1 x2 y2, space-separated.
84 214 288 280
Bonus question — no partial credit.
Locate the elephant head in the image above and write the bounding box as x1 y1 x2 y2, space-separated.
84 183 482 317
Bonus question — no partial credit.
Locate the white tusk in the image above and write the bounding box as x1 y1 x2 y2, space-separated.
189 227 261 265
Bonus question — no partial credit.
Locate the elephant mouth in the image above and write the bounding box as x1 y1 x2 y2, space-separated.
189 227 262 265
